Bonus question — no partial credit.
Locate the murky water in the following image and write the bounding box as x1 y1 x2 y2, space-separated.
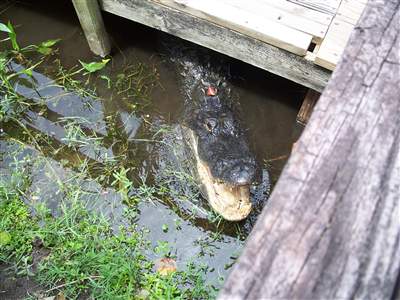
0 0 305 285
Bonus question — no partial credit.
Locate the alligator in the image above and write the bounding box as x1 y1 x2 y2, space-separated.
162 40 268 221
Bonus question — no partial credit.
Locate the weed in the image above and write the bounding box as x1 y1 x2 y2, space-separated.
79 59 110 74
113 63 159 109
0 21 20 52
0 19 231 299
0 52 37 121
0 164 216 299
142 263 216 300
0 185 38 270
60 117 103 150
162 224 169 233
111 166 132 203
52 59 98 99
36 39 61 56
154 241 172 258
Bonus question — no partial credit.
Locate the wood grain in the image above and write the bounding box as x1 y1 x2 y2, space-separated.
315 0 366 70
222 0 332 40
99 0 331 91
296 89 319 125
219 0 400 299
337 0 368 24
315 17 355 70
156 0 312 55
288 0 341 15
72 0 111 57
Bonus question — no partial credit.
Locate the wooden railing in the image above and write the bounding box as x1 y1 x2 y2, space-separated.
218 1 400 298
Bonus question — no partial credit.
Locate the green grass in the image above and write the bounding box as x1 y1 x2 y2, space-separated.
35 195 150 299
0 20 224 299
0 185 39 270
0 173 216 299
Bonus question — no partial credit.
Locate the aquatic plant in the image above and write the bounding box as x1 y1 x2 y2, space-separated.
0 164 216 299
0 21 20 52
0 21 221 299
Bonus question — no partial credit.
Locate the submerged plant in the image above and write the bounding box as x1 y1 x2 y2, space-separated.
111 166 133 203
0 21 59 58
36 39 61 56
79 58 110 74
0 22 59 122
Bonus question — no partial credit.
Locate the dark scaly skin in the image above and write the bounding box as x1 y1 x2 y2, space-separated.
165 38 265 219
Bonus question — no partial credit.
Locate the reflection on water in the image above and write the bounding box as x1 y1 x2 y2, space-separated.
0 0 305 284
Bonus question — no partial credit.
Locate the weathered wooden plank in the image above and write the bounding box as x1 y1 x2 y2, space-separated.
219 0 332 40
336 0 367 24
314 17 355 70
296 89 319 125
155 0 312 55
288 0 341 15
72 0 111 57
99 0 330 91
219 0 400 299
260 0 333 25
315 0 366 70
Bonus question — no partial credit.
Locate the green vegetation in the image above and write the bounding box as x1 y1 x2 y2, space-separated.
0 185 39 270
0 21 220 299
0 21 61 122
0 165 216 299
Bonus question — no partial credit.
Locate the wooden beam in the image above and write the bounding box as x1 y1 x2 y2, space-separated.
296 89 320 125
98 0 331 92
72 0 111 57
156 0 314 56
315 0 366 70
219 0 400 299
219 0 333 41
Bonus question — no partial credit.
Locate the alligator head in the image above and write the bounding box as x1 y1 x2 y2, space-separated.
183 83 258 221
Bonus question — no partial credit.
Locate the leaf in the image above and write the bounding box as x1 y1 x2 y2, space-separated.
7 21 19 51
37 39 61 55
0 22 11 33
40 39 61 48
79 58 110 74
0 231 11 245
37 47 52 55
20 68 33 77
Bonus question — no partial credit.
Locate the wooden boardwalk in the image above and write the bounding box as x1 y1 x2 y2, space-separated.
73 0 366 92
152 0 366 71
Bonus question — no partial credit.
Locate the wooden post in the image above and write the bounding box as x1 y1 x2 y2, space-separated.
296 89 320 125
72 0 111 57
219 0 400 299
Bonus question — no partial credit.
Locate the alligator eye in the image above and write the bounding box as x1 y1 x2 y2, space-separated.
204 119 216 132
205 122 213 132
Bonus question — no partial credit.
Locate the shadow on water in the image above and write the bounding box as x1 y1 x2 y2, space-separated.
0 0 306 284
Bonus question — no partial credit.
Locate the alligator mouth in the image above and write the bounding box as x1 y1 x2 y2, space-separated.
186 128 252 221
197 159 252 221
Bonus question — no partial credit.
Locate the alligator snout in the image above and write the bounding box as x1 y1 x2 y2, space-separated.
222 161 256 186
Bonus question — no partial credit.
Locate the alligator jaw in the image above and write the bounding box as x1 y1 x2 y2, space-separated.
197 159 252 221
186 128 252 221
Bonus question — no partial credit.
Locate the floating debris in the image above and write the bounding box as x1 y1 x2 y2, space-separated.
155 257 177 275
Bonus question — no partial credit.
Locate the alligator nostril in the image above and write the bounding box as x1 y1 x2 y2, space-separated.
235 170 252 185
